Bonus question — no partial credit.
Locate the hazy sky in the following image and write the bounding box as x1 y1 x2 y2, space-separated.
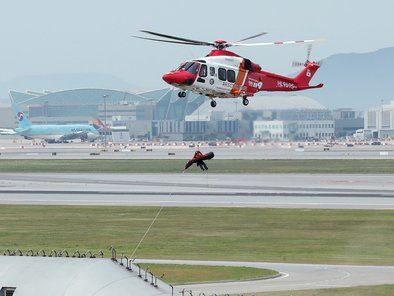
1 0 393 90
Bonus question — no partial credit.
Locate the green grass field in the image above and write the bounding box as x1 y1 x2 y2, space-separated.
137 263 278 285
1 159 394 173
1 206 393 265
239 285 394 296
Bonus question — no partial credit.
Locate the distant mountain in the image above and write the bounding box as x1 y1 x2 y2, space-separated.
0 73 135 104
304 47 394 110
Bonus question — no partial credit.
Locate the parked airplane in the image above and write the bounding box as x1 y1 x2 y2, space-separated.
0 128 16 135
0 101 102 143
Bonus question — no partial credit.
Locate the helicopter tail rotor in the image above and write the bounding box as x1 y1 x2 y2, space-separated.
292 44 323 67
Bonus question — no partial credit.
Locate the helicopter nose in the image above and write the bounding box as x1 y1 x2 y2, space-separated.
162 73 177 84
162 71 196 86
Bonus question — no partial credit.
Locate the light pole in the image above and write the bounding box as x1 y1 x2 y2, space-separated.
44 100 49 124
198 105 201 141
103 95 108 146
234 100 239 113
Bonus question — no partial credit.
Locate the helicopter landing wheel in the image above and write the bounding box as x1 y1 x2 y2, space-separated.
242 97 249 106
210 100 217 108
178 91 186 98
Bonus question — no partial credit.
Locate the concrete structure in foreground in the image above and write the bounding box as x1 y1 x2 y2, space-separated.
0 256 170 296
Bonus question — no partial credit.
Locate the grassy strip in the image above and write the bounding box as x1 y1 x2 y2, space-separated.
1 159 394 173
237 285 394 296
137 264 278 285
0 206 393 265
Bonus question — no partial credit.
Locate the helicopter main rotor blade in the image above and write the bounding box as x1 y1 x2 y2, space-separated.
292 61 306 67
234 32 268 43
306 44 313 61
140 30 214 46
131 35 207 46
232 39 316 47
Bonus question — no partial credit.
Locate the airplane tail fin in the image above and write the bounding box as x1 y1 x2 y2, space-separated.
293 61 322 88
10 99 32 128
90 118 107 130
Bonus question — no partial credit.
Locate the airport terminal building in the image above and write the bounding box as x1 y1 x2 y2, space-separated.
364 100 394 138
184 95 335 141
332 108 364 138
8 88 206 140
4 89 339 141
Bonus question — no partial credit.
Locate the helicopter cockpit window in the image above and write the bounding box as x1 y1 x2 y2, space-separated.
179 62 194 71
199 64 207 77
186 63 200 75
209 67 215 76
176 62 187 71
218 68 227 81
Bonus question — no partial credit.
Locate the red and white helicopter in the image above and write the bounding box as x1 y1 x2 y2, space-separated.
133 30 323 108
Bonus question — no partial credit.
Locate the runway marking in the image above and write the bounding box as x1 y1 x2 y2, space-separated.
2 175 394 195
1 189 394 198
276 272 289 280
0 198 393 209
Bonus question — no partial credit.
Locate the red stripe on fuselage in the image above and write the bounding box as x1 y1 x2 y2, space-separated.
231 65 248 95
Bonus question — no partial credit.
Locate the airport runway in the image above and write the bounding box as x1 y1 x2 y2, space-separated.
1 173 394 209
135 259 394 294
1 139 394 159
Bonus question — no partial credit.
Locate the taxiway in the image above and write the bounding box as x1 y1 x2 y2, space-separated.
0 173 393 209
136 259 394 294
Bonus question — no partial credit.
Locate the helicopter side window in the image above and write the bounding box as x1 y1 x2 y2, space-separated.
186 63 200 75
227 70 236 83
209 67 215 76
199 64 207 77
218 68 227 81
243 59 253 71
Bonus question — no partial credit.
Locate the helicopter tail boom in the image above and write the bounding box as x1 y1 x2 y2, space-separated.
293 61 321 88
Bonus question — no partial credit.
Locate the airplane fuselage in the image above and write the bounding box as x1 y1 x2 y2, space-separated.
14 124 99 142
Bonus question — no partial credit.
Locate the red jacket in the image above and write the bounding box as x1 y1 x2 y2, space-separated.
194 151 203 159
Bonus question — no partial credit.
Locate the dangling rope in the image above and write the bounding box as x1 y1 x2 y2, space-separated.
130 205 164 258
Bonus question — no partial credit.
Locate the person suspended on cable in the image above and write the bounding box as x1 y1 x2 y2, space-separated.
184 150 215 171
193 150 208 170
